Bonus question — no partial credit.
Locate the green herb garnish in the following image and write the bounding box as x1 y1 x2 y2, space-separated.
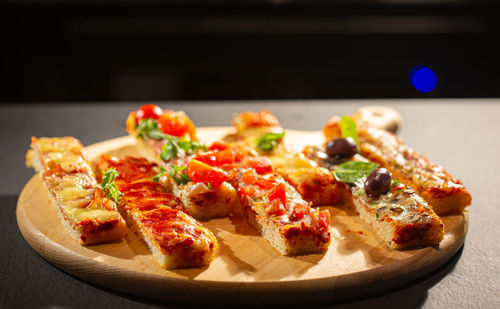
169 165 191 185
159 138 207 162
100 168 123 203
153 166 168 183
136 119 167 140
340 115 359 147
256 132 285 151
391 179 400 187
333 161 379 184
371 202 380 205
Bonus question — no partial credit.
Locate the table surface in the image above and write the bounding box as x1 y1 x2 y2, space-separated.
1 99 499 309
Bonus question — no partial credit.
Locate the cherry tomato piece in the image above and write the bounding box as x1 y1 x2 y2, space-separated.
265 199 287 216
244 156 273 174
135 104 163 124
318 210 331 229
187 159 228 187
241 169 257 185
157 112 190 137
209 141 229 151
194 152 218 166
268 183 287 207
240 185 257 198
290 203 308 221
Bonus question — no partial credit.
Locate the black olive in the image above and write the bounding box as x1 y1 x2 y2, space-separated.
325 138 357 159
364 168 392 198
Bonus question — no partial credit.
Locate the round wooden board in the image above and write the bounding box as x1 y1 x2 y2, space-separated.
17 128 468 306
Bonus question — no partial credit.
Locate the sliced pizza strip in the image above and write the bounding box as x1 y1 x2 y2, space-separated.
304 145 444 249
323 118 471 215
97 155 217 269
26 137 127 245
157 155 238 221
125 104 198 163
184 142 331 255
125 104 237 220
232 110 343 206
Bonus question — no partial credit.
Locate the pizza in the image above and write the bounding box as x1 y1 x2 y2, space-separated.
96 155 217 269
126 106 331 255
304 145 444 249
125 105 238 221
232 110 344 206
185 142 332 255
24 104 470 269
323 117 471 215
26 137 127 245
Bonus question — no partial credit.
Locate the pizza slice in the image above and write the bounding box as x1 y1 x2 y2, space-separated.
304 146 444 249
125 104 237 220
177 142 332 255
25 137 127 245
97 155 218 269
232 110 343 206
323 117 471 215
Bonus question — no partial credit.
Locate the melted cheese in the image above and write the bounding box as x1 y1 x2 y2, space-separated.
35 137 122 224
65 207 120 222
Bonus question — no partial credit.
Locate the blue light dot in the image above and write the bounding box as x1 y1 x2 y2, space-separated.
409 66 437 93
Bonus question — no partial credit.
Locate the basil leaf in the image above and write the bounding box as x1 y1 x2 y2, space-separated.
334 161 379 184
100 168 123 203
256 132 285 151
340 115 359 146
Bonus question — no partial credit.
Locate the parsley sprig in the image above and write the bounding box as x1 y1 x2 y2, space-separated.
255 132 285 151
153 166 191 185
100 168 123 203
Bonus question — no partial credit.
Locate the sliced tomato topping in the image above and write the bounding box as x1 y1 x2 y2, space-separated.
157 112 190 137
135 104 163 124
186 159 228 187
231 145 249 162
290 202 308 221
194 152 218 166
209 141 228 151
240 185 257 197
244 156 273 174
268 182 286 207
195 148 235 167
318 210 331 229
241 169 257 185
216 148 236 165
255 177 277 190
265 199 287 216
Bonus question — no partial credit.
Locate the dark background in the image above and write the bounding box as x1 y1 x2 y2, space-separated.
2 0 500 103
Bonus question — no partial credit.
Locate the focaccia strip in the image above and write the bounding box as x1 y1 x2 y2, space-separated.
303 145 444 249
232 110 343 206
323 119 471 215
26 137 127 245
97 155 217 269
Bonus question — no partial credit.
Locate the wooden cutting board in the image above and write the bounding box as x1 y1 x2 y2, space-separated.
16 128 468 306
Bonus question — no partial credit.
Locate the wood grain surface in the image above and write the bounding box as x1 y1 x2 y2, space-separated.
16 129 468 306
